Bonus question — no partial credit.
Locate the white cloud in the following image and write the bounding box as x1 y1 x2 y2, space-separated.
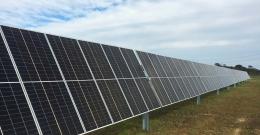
23 0 259 50
1 0 260 68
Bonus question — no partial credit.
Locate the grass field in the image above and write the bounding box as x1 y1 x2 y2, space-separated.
89 76 260 135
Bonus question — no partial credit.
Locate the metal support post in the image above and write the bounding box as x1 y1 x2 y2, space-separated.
234 83 236 88
227 86 230 90
196 96 200 105
217 89 220 95
142 113 149 131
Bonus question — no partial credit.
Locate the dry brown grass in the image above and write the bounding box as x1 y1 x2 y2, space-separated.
88 76 260 135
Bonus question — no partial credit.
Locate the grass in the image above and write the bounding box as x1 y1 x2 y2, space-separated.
89 76 260 135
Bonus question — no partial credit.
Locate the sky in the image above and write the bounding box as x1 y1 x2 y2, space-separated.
0 0 259 69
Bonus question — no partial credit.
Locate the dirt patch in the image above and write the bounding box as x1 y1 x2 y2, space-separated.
247 118 260 129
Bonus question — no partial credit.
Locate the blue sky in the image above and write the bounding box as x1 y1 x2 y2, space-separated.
1 0 259 69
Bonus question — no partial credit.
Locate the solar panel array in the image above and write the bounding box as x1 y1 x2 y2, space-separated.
0 25 250 135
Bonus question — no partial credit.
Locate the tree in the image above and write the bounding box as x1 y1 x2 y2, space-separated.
235 65 243 69
215 63 222 67
248 65 254 68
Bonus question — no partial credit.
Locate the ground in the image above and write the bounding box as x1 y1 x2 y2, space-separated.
89 76 260 135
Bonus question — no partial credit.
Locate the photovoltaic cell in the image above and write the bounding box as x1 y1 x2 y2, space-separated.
150 78 171 105
67 81 112 128
176 78 190 98
78 41 115 79
46 35 92 80
118 79 148 115
39 82 84 135
169 78 186 100
2 26 40 81
193 77 205 94
147 53 167 77
120 48 145 78
137 51 158 77
0 83 38 135
188 77 199 96
102 45 132 78
160 78 179 102
157 56 174 77
24 83 62 135
0 33 18 82
97 80 132 122
166 57 180 77
182 77 196 97
19 30 62 81
175 59 186 77
135 79 161 109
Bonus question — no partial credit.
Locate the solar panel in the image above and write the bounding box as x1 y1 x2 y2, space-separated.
0 83 38 135
0 25 250 135
150 78 171 105
78 41 115 79
134 78 161 109
118 79 148 114
120 48 146 78
0 33 18 82
67 81 112 127
2 26 41 81
97 80 132 121
46 35 92 80
24 82 84 134
102 45 132 78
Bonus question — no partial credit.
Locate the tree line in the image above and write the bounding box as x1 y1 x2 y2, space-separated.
215 63 260 76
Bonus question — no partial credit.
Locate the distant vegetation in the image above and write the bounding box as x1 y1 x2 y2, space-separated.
215 63 260 76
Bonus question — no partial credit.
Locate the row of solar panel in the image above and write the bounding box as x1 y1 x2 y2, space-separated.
0 25 250 135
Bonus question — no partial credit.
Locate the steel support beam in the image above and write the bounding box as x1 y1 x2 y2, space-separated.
142 113 149 131
196 96 201 105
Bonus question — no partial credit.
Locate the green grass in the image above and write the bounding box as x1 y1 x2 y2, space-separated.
89 76 260 135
